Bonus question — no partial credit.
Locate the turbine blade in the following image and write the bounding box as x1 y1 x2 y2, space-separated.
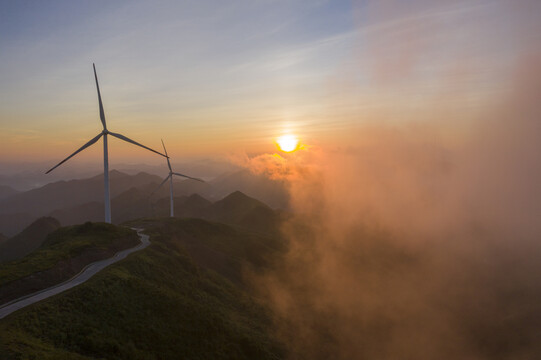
161 139 172 171
172 172 204 182
151 174 171 195
161 139 169 157
109 132 166 157
45 133 103 174
93 63 107 130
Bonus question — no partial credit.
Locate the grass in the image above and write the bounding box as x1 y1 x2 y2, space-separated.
0 222 138 287
0 218 285 359
127 217 285 285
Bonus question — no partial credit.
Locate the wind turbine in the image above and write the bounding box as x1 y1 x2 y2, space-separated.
152 139 204 217
46 64 166 224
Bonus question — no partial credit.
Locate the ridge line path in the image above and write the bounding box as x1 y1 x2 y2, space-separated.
0 228 150 320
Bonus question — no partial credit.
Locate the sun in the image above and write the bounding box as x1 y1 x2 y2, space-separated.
276 134 299 152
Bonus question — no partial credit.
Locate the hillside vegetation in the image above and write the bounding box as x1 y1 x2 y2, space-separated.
0 218 285 359
128 217 285 285
0 222 139 303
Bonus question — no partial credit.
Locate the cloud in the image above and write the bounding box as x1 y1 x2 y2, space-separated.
236 1 541 357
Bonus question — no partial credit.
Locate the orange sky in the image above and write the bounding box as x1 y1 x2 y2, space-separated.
1 0 539 167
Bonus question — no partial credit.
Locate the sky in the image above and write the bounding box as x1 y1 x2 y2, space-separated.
0 0 539 168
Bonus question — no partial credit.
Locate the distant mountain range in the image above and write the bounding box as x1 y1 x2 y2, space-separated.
0 213 35 238
0 169 288 236
0 185 19 200
0 170 162 217
0 158 240 191
50 190 284 238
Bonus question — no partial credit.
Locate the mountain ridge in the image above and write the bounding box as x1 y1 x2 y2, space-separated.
0 185 20 201
0 218 285 358
0 168 289 236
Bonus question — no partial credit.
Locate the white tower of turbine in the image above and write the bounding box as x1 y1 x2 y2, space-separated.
152 139 204 217
46 64 166 223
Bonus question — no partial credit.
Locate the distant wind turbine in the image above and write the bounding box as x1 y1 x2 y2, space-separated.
152 139 204 217
46 64 166 224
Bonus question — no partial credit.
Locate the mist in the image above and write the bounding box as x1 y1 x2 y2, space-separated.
241 1 541 358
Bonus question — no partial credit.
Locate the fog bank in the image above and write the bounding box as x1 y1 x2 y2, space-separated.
242 1 541 357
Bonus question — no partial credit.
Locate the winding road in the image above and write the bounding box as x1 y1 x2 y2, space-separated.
0 228 150 320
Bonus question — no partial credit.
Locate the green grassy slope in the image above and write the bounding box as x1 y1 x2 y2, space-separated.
130 217 285 285
0 222 138 288
0 218 285 359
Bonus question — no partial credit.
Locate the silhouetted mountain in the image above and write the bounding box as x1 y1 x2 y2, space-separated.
0 168 289 237
180 193 213 216
0 217 61 263
151 169 289 210
0 213 35 237
210 190 270 223
47 182 195 226
172 177 212 197
0 163 103 191
149 190 282 235
48 188 283 237
237 204 284 236
49 185 155 226
206 191 284 235
0 233 7 243
0 185 20 200
49 202 103 226
111 187 154 224
209 169 289 208
154 193 212 218
0 170 162 234
0 157 238 191
0 170 162 217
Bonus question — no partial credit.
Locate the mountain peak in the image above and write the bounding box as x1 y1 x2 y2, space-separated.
185 193 212 208
219 191 269 209
109 169 129 178
89 170 130 180
18 217 61 240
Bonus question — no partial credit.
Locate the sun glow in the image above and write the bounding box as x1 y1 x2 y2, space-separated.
277 134 299 152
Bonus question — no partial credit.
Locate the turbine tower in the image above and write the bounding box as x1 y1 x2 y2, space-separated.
46 64 166 224
152 139 204 217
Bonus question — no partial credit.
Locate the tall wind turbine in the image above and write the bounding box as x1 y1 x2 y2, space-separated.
46 64 166 224
153 139 204 217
